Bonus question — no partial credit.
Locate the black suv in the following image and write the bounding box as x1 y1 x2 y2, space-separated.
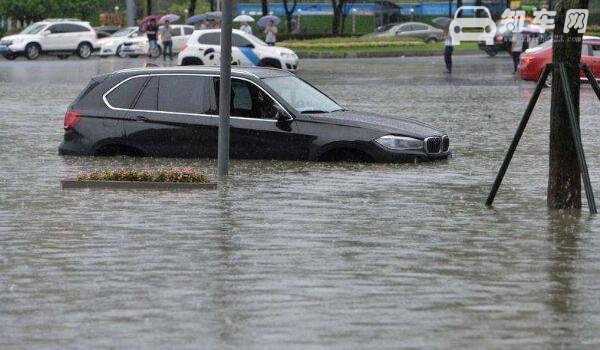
59 67 450 162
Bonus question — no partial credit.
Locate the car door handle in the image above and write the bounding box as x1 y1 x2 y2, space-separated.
135 115 149 122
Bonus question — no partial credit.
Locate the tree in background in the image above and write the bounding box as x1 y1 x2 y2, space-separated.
547 0 589 209
282 0 297 33
331 0 346 35
262 0 268 16
0 0 105 25
188 0 197 15
146 0 153 15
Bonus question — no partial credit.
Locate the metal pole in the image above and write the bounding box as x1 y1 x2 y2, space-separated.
126 0 136 27
218 0 232 178
486 64 552 207
558 64 597 213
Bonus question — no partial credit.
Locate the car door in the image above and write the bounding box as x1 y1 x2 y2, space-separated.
410 23 430 41
581 44 593 78
120 74 219 158
170 26 185 52
61 23 89 50
196 32 221 65
220 78 310 160
395 24 413 38
42 24 66 50
590 43 600 77
176 26 194 52
232 33 259 66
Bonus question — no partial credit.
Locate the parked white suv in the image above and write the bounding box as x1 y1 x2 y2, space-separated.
97 27 143 58
122 24 194 57
0 19 99 60
178 29 299 71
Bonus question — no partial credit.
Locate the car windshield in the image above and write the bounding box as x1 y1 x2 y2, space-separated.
111 28 134 37
20 23 46 35
262 76 343 113
246 33 267 46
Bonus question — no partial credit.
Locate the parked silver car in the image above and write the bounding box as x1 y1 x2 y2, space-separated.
364 22 443 43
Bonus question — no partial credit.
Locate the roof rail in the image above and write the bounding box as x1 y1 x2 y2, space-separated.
44 18 83 22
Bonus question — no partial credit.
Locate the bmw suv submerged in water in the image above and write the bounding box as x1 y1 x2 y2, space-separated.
59 67 450 162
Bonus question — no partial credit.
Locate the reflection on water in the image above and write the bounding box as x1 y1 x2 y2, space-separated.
1 56 600 348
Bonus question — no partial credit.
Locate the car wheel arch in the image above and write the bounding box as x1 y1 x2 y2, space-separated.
181 56 204 65
258 57 282 69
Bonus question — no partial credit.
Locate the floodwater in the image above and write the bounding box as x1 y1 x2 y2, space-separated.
1 54 600 349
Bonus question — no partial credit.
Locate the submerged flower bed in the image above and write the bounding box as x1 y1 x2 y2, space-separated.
77 167 209 183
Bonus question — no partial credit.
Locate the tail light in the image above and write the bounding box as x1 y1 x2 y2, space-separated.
64 111 81 129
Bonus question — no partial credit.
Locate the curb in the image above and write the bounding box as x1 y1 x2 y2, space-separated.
61 180 217 190
296 49 481 59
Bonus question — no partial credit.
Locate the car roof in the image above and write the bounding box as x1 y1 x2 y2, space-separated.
192 28 247 36
111 66 293 79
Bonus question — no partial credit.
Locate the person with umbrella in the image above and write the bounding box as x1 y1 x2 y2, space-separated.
264 20 278 46
159 21 173 60
234 15 254 34
146 18 159 58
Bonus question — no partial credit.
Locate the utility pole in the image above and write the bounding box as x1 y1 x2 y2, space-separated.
218 0 232 178
126 0 136 27
547 0 589 209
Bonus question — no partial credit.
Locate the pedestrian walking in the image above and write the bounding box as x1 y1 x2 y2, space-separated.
264 20 277 46
443 28 453 73
146 18 159 58
240 21 252 34
160 21 173 60
511 31 524 73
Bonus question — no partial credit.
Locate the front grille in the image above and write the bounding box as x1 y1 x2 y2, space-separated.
442 135 450 152
0 40 11 46
425 137 442 154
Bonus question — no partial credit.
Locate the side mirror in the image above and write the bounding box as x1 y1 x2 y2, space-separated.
246 43 255 49
274 105 293 122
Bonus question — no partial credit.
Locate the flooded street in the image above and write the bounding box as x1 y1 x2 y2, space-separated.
2 55 600 348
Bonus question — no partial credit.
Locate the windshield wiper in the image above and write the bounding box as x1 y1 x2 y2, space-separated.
300 110 329 114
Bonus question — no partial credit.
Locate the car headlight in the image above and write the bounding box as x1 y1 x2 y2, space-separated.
280 52 293 58
374 135 423 151
0 40 13 46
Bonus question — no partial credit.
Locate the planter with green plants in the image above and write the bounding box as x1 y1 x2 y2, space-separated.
61 168 216 190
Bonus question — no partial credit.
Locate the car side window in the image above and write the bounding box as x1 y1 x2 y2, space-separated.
134 77 159 111
158 75 217 115
106 76 149 109
48 24 63 34
62 24 89 33
184 27 194 35
413 24 428 31
592 45 600 56
219 79 277 119
170 27 181 36
582 45 592 56
399 24 412 32
199 32 220 45
232 34 252 47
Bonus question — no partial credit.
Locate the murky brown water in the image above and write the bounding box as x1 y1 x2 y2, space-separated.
1 55 600 349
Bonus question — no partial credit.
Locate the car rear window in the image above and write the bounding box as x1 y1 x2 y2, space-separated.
199 32 220 45
106 76 148 109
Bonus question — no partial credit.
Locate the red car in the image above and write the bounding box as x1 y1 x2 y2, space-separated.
517 36 600 87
